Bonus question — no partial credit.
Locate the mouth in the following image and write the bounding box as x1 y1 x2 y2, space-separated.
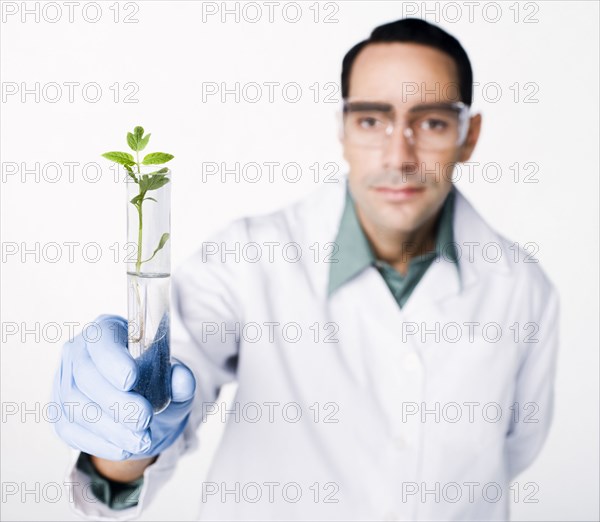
371 185 426 201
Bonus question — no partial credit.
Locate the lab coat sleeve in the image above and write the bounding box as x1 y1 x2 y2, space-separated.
64 218 247 520
505 284 560 481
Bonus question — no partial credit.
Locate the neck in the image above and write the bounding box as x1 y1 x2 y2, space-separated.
355 205 441 276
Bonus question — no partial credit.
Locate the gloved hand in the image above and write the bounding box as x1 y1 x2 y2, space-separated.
52 314 196 461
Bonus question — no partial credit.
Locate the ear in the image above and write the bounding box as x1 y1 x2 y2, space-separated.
458 113 482 163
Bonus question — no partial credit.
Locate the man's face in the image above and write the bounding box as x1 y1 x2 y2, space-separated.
341 42 481 234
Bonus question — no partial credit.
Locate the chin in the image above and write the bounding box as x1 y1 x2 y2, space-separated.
381 201 423 221
376 211 421 233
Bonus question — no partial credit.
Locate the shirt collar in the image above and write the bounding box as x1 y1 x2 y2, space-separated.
327 179 460 296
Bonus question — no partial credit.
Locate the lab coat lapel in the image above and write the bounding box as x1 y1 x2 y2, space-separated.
400 186 508 316
400 253 462 315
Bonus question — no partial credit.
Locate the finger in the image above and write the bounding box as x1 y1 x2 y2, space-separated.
72 341 152 431
58 334 86 406
54 328 149 458
170 360 196 403
86 316 138 391
95 313 127 328
64 384 152 454
54 416 133 461
52 355 69 410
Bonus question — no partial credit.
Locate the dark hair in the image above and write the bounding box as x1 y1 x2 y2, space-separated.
341 18 473 106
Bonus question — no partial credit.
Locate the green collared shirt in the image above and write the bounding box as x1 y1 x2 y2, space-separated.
76 452 143 510
328 181 459 308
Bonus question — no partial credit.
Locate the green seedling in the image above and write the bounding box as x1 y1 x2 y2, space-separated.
101 126 173 273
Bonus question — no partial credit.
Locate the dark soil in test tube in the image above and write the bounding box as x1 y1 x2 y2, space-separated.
131 311 171 413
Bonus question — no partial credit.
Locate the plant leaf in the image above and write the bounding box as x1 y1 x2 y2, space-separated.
149 175 170 191
138 175 149 192
122 163 139 183
139 174 170 192
130 193 159 206
141 232 170 264
142 152 174 165
101 151 135 166
143 167 169 176
134 126 144 140
138 133 151 151
130 193 145 206
141 168 168 177
127 132 138 151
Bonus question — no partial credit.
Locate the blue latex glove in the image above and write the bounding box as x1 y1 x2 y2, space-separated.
52 314 196 460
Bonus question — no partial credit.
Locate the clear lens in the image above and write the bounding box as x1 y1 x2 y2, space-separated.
343 108 393 148
342 99 470 151
407 104 464 151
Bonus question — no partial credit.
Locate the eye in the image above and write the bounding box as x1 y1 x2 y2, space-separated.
357 116 383 130
420 118 449 132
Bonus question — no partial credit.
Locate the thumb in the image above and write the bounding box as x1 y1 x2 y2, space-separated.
170 359 196 403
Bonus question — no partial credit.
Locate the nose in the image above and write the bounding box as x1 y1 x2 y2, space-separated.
381 125 418 172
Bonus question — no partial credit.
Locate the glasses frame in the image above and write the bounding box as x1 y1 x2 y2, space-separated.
339 97 473 152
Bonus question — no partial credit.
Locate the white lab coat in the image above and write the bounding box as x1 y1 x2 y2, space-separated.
65 174 559 521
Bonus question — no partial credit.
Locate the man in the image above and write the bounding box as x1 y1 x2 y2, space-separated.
53 18 559 521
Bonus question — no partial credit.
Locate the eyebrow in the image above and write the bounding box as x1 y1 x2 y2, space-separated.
343 101 393 113
343 100 462 114
408 102 462 113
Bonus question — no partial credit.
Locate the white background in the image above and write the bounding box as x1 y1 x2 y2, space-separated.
1 1 598 520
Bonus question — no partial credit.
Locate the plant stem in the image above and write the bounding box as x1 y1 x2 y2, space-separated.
134 153 143 274
132 154 145 344
135 203 143 273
